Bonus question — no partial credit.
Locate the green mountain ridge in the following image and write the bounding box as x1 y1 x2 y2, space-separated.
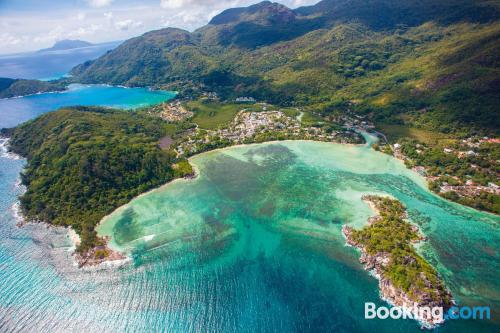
209 1 296 25
71 0 500 134
297 0 499 28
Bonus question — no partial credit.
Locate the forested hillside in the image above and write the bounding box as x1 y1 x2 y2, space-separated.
5 107 190 251
71 0 500 134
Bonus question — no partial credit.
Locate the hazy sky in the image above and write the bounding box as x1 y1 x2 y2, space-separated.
0 0 318 54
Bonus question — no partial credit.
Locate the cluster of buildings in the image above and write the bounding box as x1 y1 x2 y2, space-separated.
439 181 500 196
390 137 499 200
223 111 298 140
235 97 257 103
149 101 193 122
201 92 219 101
176 109 356 156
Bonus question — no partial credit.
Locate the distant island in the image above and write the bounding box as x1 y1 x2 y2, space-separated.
39 39 93 52
0 40 122 80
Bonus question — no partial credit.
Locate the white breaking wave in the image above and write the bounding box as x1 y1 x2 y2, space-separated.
11 202 25 225
143 234 156 242
0 138 22 160
13 177 26 192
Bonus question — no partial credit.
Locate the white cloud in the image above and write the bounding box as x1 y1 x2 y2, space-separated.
67 24 102 38
0 32 23 46
33 26 64 44
160 0 236 10
104 12 143 32
0 0 320 54
160 0 190 9
32 23 103 46
76 12 86 21
159 0 246 27
115 19 143 31
87 0 114 8
289 0 314 6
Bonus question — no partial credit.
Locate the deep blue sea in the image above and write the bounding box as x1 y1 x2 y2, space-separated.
0 42 121 80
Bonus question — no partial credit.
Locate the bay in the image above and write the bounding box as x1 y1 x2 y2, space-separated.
97 141 499 332
0 85 498 332
0 84 176 128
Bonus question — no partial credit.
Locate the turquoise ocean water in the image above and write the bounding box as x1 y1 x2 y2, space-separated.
0 84 176 128
0 88 499 332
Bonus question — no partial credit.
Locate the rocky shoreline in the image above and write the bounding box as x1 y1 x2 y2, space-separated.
3 136 121 269
67 229 129 268
73 247 129 269
14 208 130 269
342 195 453 329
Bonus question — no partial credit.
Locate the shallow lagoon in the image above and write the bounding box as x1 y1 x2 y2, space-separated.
96 140 499 332
0 83 498 332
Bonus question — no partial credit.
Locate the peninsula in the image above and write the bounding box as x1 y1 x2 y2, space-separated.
0 77 65 99
343 196 454 328
2 106 193 265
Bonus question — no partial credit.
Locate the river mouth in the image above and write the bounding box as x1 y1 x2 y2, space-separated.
97 140 499 331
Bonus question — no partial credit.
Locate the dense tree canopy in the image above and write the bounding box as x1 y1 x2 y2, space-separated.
7 107 185 251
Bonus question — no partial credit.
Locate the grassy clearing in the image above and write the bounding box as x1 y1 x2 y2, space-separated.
186 100 243 130
163 123 180 136
301 111 324 125
378 124 452 144
281 107 300 118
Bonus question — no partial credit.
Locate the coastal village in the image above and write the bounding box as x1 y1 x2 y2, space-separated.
175 104 364 157
131 96 499 212
381 136 500 212
147 97 371 157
